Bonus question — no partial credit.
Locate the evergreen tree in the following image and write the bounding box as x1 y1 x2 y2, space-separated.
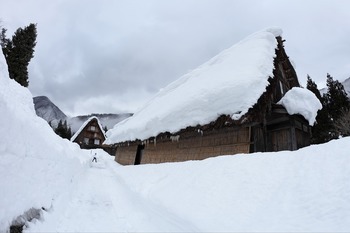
333 109 350 137
103 126 108 133
0 23 37 87
324 73 350 122
306 75 333 144
306 75 322 100
0 28 11 48
54 120 72 140
54 120 64 136
67 126 72 139
321 74 350 139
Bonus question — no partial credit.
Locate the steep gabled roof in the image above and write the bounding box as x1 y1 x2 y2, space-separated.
105 28 282 144
71 116 106 142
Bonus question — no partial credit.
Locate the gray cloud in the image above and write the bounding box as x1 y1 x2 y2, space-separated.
1 0 349 116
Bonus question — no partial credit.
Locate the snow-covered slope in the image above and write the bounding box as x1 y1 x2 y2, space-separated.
27 137 350 232
105 28 282 144
33 96 67 123
343 77 350 96
112 138 350 232
0 49 91 232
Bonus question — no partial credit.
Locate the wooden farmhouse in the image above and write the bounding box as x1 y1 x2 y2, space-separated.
104 28 321 165
71 116 106 149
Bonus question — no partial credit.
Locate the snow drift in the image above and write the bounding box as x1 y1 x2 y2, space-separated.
26 137 350 232
0 48 90 232
108 137 350 232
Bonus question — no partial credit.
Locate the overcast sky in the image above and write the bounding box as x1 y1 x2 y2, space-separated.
1 0 349 116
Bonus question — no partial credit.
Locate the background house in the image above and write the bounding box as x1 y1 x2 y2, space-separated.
71 116 106 149
105 28 321 165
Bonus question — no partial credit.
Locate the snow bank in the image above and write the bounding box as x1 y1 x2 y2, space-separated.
112 137 350 232
278 87 322 125
0 52 90 231
26 136 350 232
105 28 281 144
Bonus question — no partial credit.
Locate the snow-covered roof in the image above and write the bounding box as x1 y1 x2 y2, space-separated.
105 28 282 144
277 87 322 126
71 116 106 142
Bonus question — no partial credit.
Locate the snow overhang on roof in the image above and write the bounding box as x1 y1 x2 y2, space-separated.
277 87 322 126
105 28 283 144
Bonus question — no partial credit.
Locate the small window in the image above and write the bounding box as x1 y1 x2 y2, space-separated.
89 126 96 132
94 139 100 145
83 138 89 144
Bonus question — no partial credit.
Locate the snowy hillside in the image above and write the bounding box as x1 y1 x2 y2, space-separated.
33 96 66 123
343 77 350 96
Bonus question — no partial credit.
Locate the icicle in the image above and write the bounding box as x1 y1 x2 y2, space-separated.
170 135 180 142
197 129 203 136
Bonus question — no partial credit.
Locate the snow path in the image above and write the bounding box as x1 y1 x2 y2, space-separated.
26 155 198 232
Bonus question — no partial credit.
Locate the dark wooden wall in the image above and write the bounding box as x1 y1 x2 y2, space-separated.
115 126 251 165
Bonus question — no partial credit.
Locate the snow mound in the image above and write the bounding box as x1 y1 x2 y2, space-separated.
105 28 281 144
27 137 350 232
278 87 322 125
111 137 350 232
0 50 90 232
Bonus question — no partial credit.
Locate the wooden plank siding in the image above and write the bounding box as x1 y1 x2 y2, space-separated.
115 144 139 165
115 127 251 165
266 106 311 152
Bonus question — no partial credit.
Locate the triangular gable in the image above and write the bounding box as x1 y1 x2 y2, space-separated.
71 116 106 143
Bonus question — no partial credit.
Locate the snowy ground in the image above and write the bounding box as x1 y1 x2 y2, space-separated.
26 151 198 232
25 139 350 232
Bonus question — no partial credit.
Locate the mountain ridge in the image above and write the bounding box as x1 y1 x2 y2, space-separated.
33 96 67 123
33 96 132 134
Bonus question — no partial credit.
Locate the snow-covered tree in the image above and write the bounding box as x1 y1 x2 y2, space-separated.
306 75 333 144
